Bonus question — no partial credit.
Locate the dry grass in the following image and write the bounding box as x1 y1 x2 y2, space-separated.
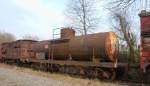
0 63 16 68
0 63 129 86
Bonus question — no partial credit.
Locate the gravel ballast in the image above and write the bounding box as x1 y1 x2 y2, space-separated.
0 64 145 86
0 67 76 86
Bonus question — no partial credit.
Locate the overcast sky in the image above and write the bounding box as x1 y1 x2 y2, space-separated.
0 0 114 40
0 0 145 40
0 0 69 40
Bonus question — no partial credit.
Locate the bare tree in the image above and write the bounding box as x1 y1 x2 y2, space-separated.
0 31 16 44
109 0 150 10
110 10 138 63
66 0 99 35
22 35 39 41
109 0 136 9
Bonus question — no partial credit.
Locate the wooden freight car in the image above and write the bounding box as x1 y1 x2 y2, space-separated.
1 40 37 62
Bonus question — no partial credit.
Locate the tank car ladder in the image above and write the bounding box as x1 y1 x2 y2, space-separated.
49 28 60 72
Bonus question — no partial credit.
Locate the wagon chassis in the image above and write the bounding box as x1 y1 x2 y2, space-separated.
17 58 128 80
20 58 127 68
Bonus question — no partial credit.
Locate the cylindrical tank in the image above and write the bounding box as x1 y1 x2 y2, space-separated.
50 31 118 62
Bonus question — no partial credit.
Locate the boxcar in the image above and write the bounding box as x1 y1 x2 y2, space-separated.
2 40 37 61
139 10 150 73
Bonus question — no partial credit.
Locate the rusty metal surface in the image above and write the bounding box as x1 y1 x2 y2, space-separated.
1 43 10 59
2 40 37 60
32 40 49 52
61 28 75 39
49 32 118 62
32 40 50 60
23 59 127 68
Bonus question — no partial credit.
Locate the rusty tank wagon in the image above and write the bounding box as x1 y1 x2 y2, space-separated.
48 28 118 62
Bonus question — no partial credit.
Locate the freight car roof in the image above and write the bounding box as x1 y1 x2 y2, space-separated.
139 10 150 17
16 40 37 42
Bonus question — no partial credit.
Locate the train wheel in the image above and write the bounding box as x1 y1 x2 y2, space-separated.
109 69 116 80
98 68 116 80
83 68 98 78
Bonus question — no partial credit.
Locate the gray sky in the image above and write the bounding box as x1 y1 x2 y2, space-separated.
0 0 69 40
0 0 146 40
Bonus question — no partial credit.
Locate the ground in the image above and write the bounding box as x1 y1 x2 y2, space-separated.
0 64 147 86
